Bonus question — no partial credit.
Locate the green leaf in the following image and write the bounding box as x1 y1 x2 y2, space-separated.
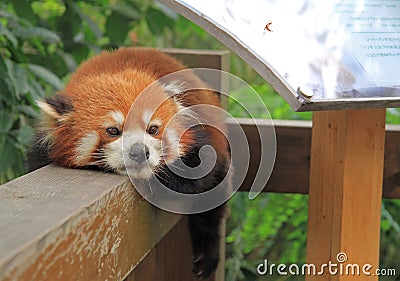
5 59 30 99
12 0 37 25
145 8 174 35
0 10 20 23
109 2 140 20
381 219 391 232
16 124 34 146
0 110 16 134
0 22 17 47
70 43 90 63
55 50 77 72
12 26 61 44
0 134 5 151
69 1 102 40
105 12 131 44
0 136 17 177
17 105 40 119
0 60 13 102
56 2 81 50
26 64 64 90
26 78 45 102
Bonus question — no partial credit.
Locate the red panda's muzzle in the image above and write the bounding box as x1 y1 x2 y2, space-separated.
128 143 150 164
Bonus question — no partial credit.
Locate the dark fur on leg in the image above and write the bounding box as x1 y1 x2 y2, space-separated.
154 137 229 279
189 204 225 279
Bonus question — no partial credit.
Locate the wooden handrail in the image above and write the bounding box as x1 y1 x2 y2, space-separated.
1 118 399 280
233 118 400 199
0 166 181 280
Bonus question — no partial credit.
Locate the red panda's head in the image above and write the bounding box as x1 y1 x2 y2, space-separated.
37 68 197 178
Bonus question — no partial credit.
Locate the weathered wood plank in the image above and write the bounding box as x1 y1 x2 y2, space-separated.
0 165 181 281
125 216 218 281
232 118 400 199
231 118 312 195
125 217 193 281
124 248 157 281
306 109 385 280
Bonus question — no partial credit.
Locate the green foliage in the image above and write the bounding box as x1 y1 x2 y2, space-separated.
380 199 400 276
229 83 312 120
226 193 308 281
0 2 68 183
386 108 400 124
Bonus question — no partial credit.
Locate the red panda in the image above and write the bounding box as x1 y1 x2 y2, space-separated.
27 47 231 278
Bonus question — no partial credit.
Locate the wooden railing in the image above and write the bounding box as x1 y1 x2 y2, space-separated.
1 119 400 281
235 118 400 199
1 49 399 281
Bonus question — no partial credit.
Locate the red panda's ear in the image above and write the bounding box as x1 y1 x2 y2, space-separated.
162 81 186 97
37 94 73 123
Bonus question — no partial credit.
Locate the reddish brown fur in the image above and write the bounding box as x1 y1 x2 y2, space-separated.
40 47 228 168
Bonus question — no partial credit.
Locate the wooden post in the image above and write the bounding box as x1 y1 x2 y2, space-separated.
162 48 231 110
306 109 386 280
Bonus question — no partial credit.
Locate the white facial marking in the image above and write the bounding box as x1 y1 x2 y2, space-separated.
151 118 162 127
104 129 162 179
164 128 180 161
104 137 124 171
75 131 99 164
142 110 154 125
110 111 125 127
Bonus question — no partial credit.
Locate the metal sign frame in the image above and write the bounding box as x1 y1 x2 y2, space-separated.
160 0 400 111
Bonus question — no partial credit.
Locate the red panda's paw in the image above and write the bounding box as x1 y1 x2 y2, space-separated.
189 205 225 279
192 248 219 279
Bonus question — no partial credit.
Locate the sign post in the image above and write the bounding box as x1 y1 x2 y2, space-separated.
307 109 385 280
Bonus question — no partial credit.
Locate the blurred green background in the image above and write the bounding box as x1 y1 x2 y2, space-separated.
0 1 398 280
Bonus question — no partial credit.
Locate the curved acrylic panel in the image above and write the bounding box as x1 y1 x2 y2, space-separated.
160 0 400 111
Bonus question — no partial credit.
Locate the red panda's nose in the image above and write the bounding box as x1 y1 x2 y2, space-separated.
129 143 150 164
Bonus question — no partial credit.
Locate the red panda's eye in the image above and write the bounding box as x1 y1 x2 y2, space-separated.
147 125 159 135
106 127 120 137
